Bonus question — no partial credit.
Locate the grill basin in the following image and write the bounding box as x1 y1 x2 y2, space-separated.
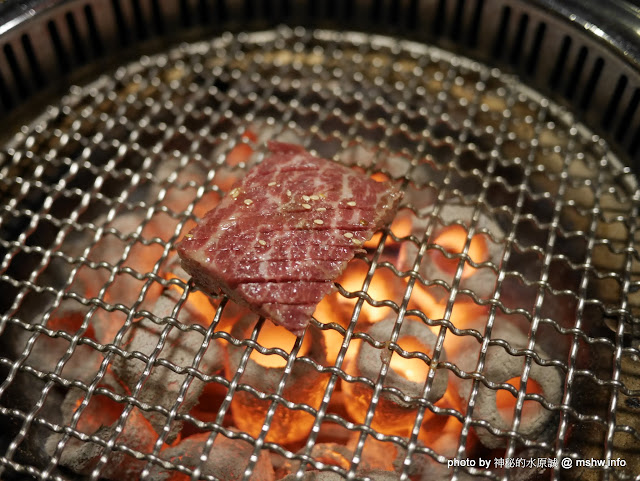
0 3 640 481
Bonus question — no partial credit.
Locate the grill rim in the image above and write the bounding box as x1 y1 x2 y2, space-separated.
1 26 640 480
0 3 636 480
2 0 640 168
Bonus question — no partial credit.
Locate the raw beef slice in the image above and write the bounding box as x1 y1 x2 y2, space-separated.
177 141 403 335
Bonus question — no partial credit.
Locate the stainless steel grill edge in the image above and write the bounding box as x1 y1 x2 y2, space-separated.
0 1 639 481
1 0 640 168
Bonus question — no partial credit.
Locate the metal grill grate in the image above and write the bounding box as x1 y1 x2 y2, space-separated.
0 27 639 481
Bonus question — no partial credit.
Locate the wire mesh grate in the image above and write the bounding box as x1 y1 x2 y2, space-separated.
0 27 638 481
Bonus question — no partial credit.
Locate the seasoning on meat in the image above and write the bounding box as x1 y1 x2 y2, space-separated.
177 141 403 335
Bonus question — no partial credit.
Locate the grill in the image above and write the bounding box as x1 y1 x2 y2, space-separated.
1 1 640 480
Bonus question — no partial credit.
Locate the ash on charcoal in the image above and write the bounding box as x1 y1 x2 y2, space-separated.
280 472 346 481
51 408 160 480
450 322 563 449
87 212 147 266
345 432 472 481
153 155 211 213
86 211 166 307
400 204 504 300
225 315 330 444
376 154 412 180
281 471 401 481
287 443 353 473
355 316 448 404
342 316 449 437
111 297 225 442
90 307 129 348
45 372 162 481
147 431 274 481
336 144 377 169
418 412 472 459
22 299 103 384
346 435 400 472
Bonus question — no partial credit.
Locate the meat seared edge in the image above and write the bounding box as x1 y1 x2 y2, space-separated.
177 141 403 335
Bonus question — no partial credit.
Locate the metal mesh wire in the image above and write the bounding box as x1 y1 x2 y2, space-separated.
0 27 639 481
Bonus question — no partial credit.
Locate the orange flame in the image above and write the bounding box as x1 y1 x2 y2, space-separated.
335 261 399 324
341 334 438 438
164 271 217 324
432 224 488 279
250 320 311 368
496 377 544 425
407 282 489 360
319 328 361 367
72 386 128 436
409 283 487 330
420 415 470 457
370 172 390 183
389 336 430 383
419 388 478 456
48 311 97 342
364 210 414 248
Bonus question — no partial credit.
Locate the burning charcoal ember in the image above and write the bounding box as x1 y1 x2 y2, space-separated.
281 471 400 481
400 204 504 299
280 472 348 481
147 432 275 481
419 412 478 459
226 130 258 166
24 299 103 383
407 282 491 338
350 434 482 481
184 379 229 430
91 307 130 348
329 260 404 325
225 315 329 444
55 407 160 480
79 214 165 309
149 294 208 326
271 452 294 480
450 322 563 448
313 419 355 446
283 443 354 475
342 316 449 437
161 252 218 324
88 212 149 266
363 208 413 249
111 306 225 442
276 443 361 479
305 443 353 470
346 435 402 472
45 373 162 480
177 141 403 335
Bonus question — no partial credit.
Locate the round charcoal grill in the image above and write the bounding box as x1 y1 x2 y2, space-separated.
1 1 640 481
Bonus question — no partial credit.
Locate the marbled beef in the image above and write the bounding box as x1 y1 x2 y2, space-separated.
177 141 403 335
